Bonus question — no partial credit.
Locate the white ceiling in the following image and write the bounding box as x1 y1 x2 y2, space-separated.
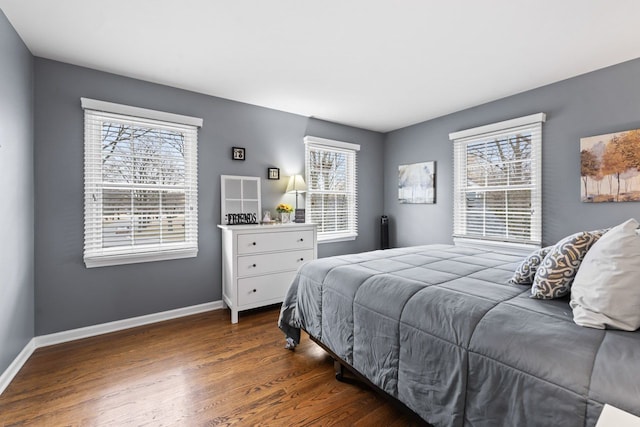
2 1 640 132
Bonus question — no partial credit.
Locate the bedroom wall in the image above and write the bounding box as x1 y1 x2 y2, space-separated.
384 57 640 248
33 58 384 335
0 11 34 373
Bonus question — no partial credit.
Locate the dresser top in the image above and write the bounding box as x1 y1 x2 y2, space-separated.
217 223 316 231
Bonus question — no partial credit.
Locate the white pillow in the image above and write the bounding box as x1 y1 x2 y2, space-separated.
570 218 640 331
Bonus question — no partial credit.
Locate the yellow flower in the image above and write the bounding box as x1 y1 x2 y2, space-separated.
276 203 293 213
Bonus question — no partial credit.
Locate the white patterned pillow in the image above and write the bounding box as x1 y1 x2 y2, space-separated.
530 231 604 299
510 246 552 285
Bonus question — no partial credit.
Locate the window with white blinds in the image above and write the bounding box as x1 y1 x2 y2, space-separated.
82 98 202 268
304 136 360 242
449 113 545 249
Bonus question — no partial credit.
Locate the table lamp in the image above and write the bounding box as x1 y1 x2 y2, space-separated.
286 174 307 222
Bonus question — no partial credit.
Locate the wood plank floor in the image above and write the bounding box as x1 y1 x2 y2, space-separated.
0 307 426 426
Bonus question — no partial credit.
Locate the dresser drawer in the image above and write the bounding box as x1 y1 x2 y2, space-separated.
237 230 314 254
237 270 296 306
237 249 313 278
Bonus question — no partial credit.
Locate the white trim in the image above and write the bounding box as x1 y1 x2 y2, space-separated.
35 300 223 348
448 112 546 141
0 338 36 395
318 234 357 244
304 135 361 151
454 237 539 256
0 300 224 396
81 97 203 128
85 247 198 268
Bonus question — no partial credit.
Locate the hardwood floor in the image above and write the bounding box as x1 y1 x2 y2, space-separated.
0 307 426 426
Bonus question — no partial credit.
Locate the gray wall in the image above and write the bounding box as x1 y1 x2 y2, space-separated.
384 57 640 248
11 20 639 343
33 58 384 335
0 11 34 373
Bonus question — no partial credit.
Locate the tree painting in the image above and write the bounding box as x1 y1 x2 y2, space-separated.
399 161 435 203
580 129 640 202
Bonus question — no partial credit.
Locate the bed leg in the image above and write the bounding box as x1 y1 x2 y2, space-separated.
334 359 344 381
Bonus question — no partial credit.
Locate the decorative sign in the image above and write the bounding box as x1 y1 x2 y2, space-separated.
225 213 258 225
294 208 306 223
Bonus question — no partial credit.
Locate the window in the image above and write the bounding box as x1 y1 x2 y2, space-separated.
449 113 545 250
304 136 360 242
82 98 202 267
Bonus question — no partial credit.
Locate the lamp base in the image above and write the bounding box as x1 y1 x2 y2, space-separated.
294 209 306 223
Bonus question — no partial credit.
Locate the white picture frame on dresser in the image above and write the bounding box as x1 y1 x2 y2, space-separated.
217 223 318 323
220 175 261 225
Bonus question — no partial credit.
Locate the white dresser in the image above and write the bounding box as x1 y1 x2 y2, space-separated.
217 223 317 323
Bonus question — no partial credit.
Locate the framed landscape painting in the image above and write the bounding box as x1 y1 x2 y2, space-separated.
580 128 640 202
398 161 436 204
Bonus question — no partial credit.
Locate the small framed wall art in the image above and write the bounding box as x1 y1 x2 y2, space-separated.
267 167 280 180
232 147 245 161
398 161 436 204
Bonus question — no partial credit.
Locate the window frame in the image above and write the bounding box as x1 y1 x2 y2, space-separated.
82 98 202 268
304 136 360 243
449 113 545 252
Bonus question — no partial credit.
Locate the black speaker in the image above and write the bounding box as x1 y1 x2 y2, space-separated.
380 215 390 249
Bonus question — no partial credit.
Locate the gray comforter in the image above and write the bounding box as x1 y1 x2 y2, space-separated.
278 244 640 427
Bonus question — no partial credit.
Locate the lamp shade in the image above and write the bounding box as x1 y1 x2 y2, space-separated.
286 174 307 193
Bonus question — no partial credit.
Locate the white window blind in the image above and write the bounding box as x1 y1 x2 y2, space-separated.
82 98 201 267
304 136 360 242
449 113 545 248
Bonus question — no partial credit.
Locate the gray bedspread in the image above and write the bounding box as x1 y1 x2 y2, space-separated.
278 244 640 427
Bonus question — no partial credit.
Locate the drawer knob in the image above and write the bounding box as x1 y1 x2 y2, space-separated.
252 264 256 267
252 242 256 246
299 258 304 261
299 238 304 242
252 289 257 293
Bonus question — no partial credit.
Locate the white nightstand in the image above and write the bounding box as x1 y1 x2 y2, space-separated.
217 223 317 323
596 405 640 427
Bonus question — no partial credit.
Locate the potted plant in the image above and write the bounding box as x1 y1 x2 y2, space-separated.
276 203 294 223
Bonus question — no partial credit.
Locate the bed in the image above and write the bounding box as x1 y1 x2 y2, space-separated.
278 244 640 427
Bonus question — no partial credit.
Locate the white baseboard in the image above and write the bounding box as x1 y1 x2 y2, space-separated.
35 300 224 348
0 300 224 396
0 338 36 395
